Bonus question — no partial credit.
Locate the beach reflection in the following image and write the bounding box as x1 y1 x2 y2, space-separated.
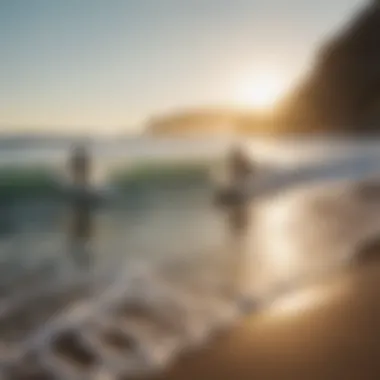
267 281 347 317
229 172 380 308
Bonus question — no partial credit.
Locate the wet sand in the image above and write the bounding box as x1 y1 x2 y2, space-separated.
134 260 380 380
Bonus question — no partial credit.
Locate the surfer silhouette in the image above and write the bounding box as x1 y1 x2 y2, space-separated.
225 144 254 239
228 145 253 186
67 143 94 267
69 144 91 187
214 144 256 301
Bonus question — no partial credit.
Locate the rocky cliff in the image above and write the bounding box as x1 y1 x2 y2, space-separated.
280 1 380 133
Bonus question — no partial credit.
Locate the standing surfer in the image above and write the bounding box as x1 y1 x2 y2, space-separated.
225 144 255 239
69 144 91 188
214 143 256 300
67 143 94 267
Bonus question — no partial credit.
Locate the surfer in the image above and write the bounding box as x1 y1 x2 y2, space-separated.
67 143 94 267
213 144 255 242
69 144 91 188
228 145 254 188
226 144 254 238
214 144 256 300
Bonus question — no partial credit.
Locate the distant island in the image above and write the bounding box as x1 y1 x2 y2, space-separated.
147 1 380 136
145 108 272 136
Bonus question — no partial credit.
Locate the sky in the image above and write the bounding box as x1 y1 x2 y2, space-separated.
0 0 366 133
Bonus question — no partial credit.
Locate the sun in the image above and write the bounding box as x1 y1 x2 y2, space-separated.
235 72 287 110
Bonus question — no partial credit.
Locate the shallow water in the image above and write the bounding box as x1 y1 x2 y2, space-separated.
2 136 380 379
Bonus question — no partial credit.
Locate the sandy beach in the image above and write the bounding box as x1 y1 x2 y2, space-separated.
133 260 380 380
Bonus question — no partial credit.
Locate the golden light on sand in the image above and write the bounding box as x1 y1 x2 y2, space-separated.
235 71 287 110
271 288 324 315
269 277 349 318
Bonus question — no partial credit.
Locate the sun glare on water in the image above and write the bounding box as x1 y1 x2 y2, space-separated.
235 71 288 110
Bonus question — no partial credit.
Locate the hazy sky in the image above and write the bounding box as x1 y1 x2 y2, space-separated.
0 0 365 132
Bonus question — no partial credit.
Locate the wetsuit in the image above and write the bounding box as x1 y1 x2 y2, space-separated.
68 146 93 243
227 148 254 237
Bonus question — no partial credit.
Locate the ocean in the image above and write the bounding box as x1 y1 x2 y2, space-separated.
1 135 380 379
